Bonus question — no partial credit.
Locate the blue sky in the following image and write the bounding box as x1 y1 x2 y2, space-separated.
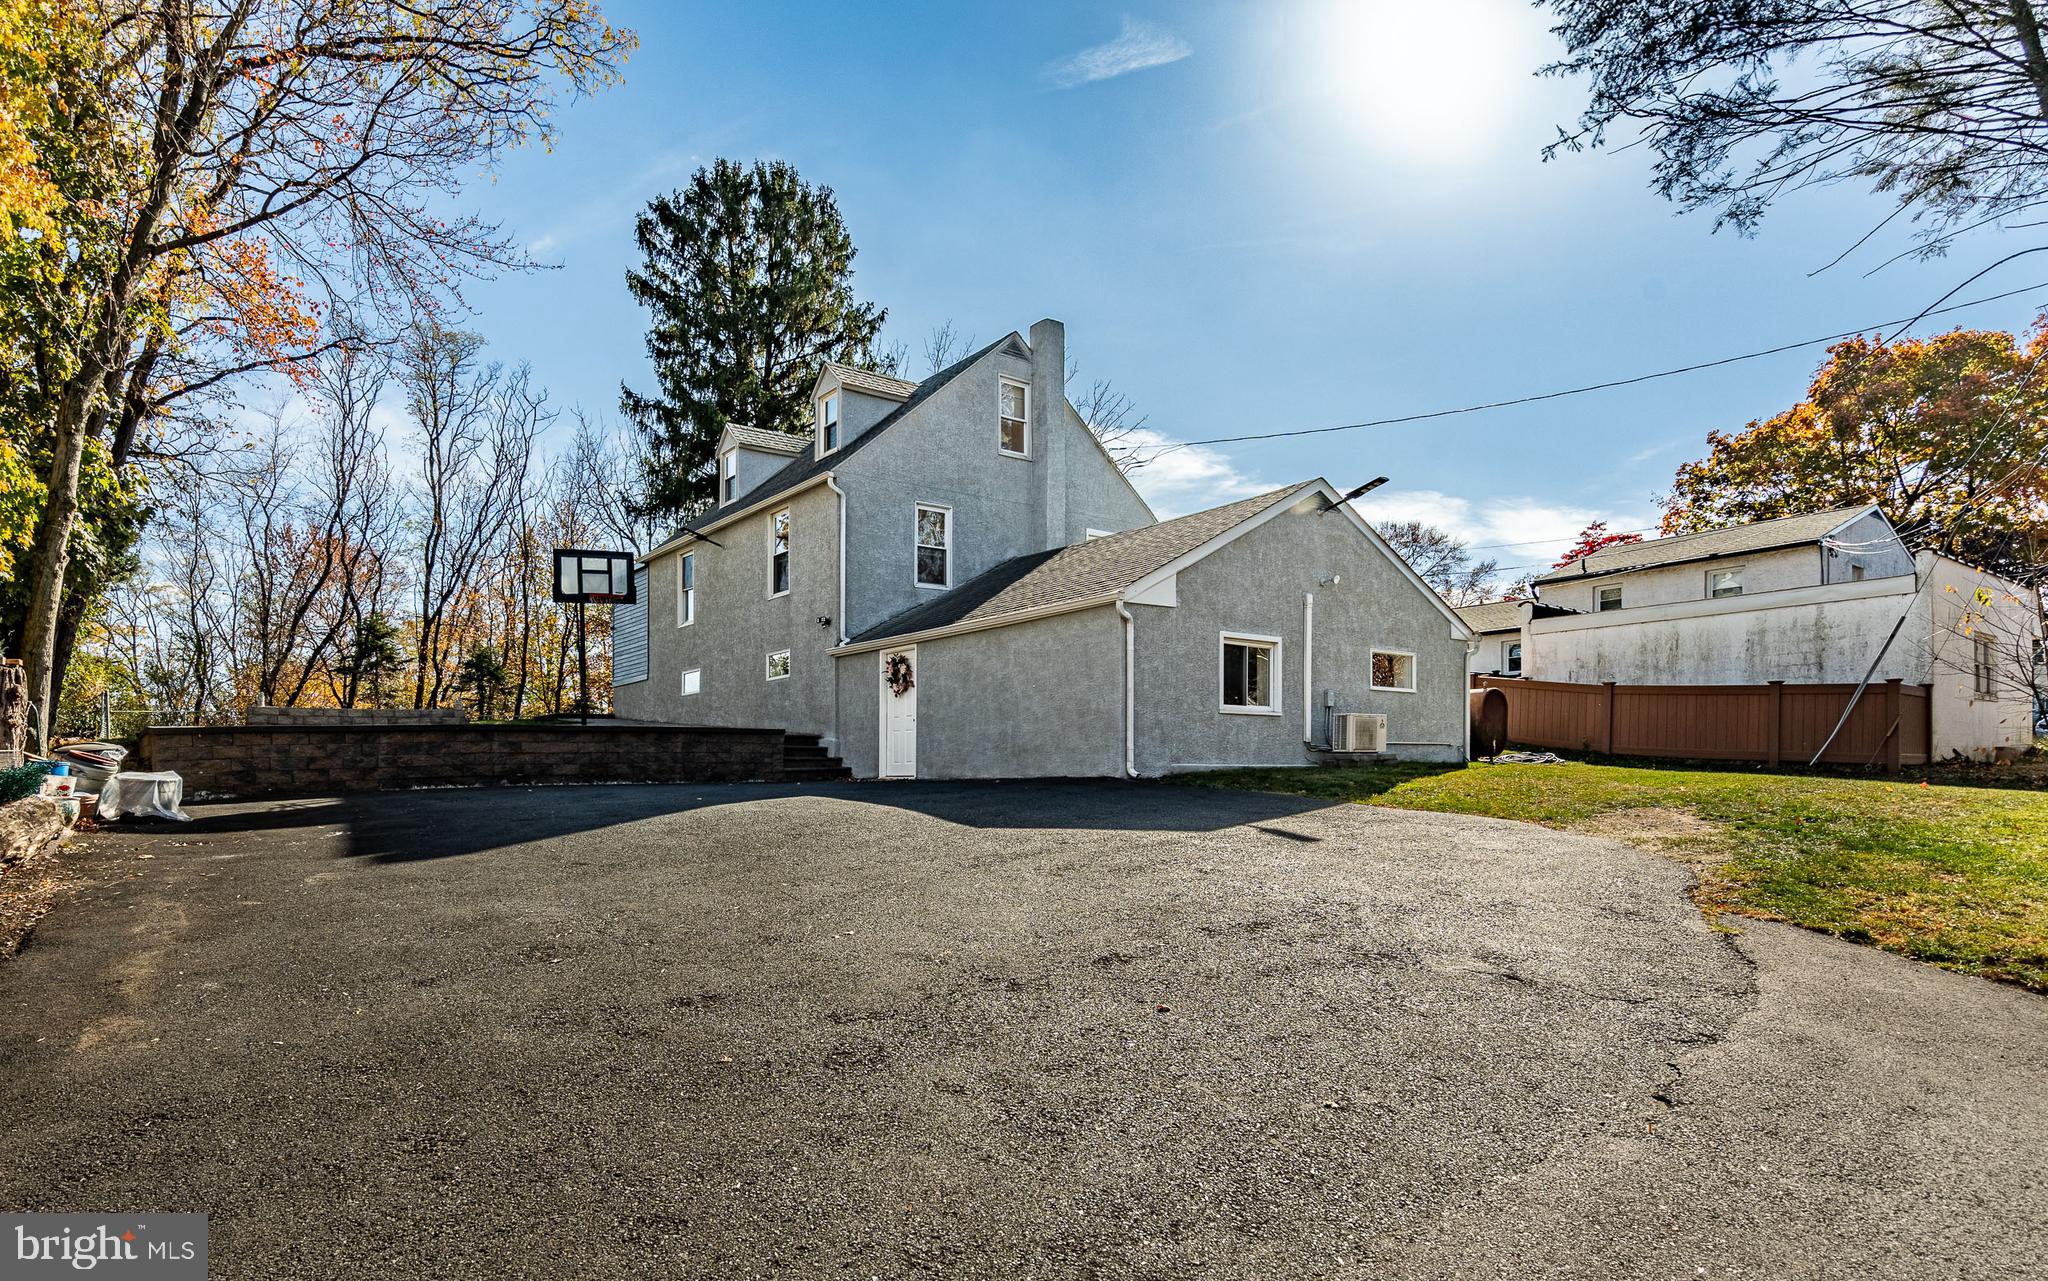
457 0 2048 575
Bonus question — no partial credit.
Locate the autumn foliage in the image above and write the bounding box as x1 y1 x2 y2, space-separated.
1662 323 2048 582
1551 521 1644 568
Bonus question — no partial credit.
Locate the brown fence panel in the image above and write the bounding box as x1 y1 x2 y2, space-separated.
1475 676 1927 772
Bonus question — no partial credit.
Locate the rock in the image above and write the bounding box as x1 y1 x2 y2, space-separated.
0 796 71 873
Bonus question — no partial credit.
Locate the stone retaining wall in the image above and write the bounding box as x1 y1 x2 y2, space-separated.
244 706 470 726
142 723 786 798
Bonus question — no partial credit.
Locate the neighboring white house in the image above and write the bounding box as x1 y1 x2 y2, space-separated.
1520 507 2041 761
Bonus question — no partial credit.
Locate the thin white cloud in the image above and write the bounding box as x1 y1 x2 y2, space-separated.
1352 488 1655 579
1042 17 1192 89
1121 429 1266 518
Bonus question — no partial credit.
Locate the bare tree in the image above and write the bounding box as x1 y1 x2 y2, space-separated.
1066 356 1151 475
922 320 974 375
1374 520 1502 605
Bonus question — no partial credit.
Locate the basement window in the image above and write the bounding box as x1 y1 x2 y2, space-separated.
999 378 1029 457
1371 649 1416 693
1219 633 1280 715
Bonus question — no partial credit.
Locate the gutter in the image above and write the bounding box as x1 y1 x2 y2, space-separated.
826 473 848 759
1302 592 1316 748
641 472 837 562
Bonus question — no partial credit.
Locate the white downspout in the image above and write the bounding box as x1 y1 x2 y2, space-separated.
1463 638 1479 761
826 474 848 758
1115 600 1137 778
1303 593 1315 749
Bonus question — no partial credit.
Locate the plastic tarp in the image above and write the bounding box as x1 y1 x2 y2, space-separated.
96 771 190 822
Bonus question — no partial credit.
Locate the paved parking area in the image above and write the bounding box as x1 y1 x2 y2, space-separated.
2 780 2043 1279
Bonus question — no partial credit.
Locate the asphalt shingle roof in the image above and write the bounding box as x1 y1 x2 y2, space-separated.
725 424 810 455
847 483 1317 645
648 338 1012 556
825 363 920 401
1534 506 1876 584
1453 600 1526 634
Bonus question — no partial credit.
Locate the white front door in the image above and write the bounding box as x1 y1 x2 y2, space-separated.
881 647 917 778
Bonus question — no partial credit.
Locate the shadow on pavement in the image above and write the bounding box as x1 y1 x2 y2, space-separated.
129 779 1347 865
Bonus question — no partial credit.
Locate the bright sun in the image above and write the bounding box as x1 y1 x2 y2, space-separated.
1296 0 1543 166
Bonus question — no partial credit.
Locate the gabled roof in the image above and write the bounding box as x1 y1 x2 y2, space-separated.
843 484 1319 647
1534 505 1882 585
1454 600 1526 634
819 362 920 402
722 424 810 455
643 337 1016 560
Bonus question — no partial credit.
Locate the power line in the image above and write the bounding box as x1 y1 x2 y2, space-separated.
1129 281 2048 459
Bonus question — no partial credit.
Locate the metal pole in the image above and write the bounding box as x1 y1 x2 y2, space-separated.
577 600 589 726
98 690 112 739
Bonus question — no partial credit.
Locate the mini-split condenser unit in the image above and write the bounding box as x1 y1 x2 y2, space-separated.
1333 713 1387 753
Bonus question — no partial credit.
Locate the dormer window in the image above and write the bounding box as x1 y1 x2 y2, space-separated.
720 450 737 505
999 378 1029 457
819 390 840 452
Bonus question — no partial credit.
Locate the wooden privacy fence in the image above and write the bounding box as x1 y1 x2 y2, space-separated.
1472 675 1933 771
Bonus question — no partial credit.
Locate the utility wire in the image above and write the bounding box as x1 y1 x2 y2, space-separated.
1128 281 2048 459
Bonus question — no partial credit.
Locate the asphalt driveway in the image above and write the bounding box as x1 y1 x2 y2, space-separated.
3 781 2043 1279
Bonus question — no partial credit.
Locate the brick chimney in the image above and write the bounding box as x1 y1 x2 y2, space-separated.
1030 317 1067 551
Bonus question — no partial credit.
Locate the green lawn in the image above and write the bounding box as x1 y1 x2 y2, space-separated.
1170 760 2048 992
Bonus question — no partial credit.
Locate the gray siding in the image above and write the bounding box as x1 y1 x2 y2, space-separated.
834 607 1126 780
609 567 650 688
1131 497 1469 772
617 483 841 739
1823 510 1915 583
836 346 1152 638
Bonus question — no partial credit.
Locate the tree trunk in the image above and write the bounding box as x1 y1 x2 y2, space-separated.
18 389 91 753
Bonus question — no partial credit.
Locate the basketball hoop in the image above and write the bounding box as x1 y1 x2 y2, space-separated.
552 548 637 724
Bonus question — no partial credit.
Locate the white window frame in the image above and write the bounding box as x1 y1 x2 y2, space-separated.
766 650 791 681
675 551 695 627
720 449 738 505
1505 641 1522 676
1371 648 1417 693
767 507 791 598
1086 528 1114 540
1217 632 1282 716
818 389 841 453
1596 584 1623 612
914 502 952 590
680 667 701 697
1974 633 1996 698
1708 567 1745 599
998 377 1030 458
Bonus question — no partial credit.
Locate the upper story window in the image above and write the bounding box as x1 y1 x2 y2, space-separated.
999 378 1029 457
768 508 791 596
1505 642 1522 676
1220 633 1280 715
720 450 738 505
1596 585 1622 612
676 552 696 627
819 390 841 452
916 504 951 588
1371 649 1417 692
1708 567 1744 599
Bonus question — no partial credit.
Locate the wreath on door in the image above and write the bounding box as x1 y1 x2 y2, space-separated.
884 652 915 698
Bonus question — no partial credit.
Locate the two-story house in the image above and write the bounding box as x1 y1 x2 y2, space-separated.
1519 505 2041 760
611 318 1475 778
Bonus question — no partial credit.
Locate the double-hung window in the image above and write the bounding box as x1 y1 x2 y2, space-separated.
1505 641 1522 676
1974 634 1997 698
1219 633 1280 714
720 450 738 505
916 504 951 588
1596 585 1622 612
675 552 695 627
819 391 840 452
768 508 791 596
999 379 1029 456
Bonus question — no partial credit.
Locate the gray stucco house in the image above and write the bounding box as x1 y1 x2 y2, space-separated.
612 319 1474 778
